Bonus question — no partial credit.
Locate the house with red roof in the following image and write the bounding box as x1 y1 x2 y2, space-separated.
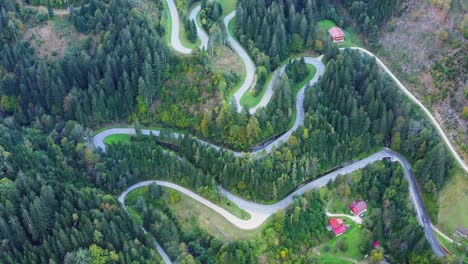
373 241 380 249
349 200 367 216
328 218 347 236
328 26 345 42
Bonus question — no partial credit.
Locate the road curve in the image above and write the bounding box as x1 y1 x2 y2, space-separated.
344 47 467 172
188 4 208 50
116 149 445 256
92 50 449 257
166 0 192 54
223 11 256 113
92 57 325 157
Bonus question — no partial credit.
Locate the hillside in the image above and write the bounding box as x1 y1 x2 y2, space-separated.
376 0 467 159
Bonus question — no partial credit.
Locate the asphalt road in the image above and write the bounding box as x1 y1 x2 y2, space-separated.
93 53 445 257
166 0 192 54
115 149 445 256
92 3 463 261
344 47 467 172
188 4 208 50
223 11 256 113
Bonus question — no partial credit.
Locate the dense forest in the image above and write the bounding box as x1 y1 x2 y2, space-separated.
234 0 323 69
339 0 401 46
326 162 439 263
0 0 464 262
0 120 163 263
176 50 454 211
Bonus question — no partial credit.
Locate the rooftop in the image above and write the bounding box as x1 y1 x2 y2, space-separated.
349 200 367 215
332 224 347 236
329 218 344 229
328 26 345 38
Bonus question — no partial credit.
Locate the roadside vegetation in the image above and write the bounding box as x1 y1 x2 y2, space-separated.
125 186 258 241
0 0 466 263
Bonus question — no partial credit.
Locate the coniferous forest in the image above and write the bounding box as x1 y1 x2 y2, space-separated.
0 0 466 263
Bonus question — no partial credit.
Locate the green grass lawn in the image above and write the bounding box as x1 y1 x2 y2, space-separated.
126 185 251 222
437 169 468 233
216 0 237 16
103 134 132 145
327 195 353 214
435 232 468 262
318 19 363 48
319 224 364 262
318 255 354 264
125 186 260 241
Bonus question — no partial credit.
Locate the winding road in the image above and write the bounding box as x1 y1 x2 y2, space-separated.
188 4 209 50
223 11 256 113
94 1 468 262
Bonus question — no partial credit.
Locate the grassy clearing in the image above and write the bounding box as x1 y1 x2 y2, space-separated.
319 224 364 262
163 190 260 241
326 195 353 214
103 134 131 145
318 19 363 48
216 0 237 16
435 232 468 262
125 185 250 223
240 71 273 108
125 186 259 241
437 169 468 233
318 255 354 264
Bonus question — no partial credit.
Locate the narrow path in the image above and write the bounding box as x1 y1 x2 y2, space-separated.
431 224 454 243
325 211 362 224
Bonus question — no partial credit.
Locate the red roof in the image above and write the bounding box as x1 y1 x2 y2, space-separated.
332 224 347 236
373 241 380 248
349 200 367 215
328 26 345 38
328 218 344 229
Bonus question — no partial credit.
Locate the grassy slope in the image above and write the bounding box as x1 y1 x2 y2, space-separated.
217 0 236 16
319 225 364 262
435 232 468 262
103 134 131 145
437 169 468 233
125 186 260 241
125 185 251 223
318 19 363 48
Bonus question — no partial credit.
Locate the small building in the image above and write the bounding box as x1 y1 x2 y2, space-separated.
453 225 468 239
328 26 345 42
373 240 380 249
328 218 347 236
349 200 367 216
